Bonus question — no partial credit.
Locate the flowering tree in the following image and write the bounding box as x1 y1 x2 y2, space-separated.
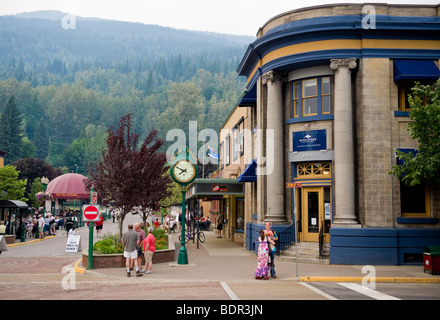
87 113 172 236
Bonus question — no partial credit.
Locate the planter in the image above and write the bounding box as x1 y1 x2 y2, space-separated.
82 235 176 269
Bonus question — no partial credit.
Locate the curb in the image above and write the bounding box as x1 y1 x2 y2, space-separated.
7 235 56 247
300 276 440 283
73 258 86 274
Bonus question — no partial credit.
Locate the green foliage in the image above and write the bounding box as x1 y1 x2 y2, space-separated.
142 227 168 250
0 13 249 175
93 233 124 254
389 79 440 186
0 165 27 202
28 177 44 208
0 96 24 164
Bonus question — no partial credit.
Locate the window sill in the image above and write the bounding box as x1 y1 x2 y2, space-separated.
397 217 439 224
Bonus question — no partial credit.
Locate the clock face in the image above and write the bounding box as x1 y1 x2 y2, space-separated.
173 159 196 183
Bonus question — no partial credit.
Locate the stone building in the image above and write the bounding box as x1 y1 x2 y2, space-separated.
237 3 440 264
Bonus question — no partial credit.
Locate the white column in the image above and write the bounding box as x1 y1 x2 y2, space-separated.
262 71 286 223
330 58 360 227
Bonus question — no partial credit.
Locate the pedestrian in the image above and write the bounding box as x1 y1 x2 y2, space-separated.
38 214 45 239
142 227 156 274
111 210 116 223
95 214 104 237
254 229 274 280
133 223 145 270
216 213 224 238
49 215 56 235
264 222 278 278
0 221 6 235
65 217 74 237
44 214 50 237
68 226 75 237
121 224 142 277
154 218 160 228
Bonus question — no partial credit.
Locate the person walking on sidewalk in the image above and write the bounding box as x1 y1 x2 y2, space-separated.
133 223 145 271
254 229 275 280
121 224 142 277
264 222 278 278
142 227 156 274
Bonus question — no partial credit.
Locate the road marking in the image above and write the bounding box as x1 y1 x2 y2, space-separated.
299 282 338 300
220 282 239 300
338 283 401 300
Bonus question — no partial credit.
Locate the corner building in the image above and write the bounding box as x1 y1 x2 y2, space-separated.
237 3 440 265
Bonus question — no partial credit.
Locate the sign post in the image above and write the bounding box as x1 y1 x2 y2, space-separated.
286 182 301 277
83 187 99 270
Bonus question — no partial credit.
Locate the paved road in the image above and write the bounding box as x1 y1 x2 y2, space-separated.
1 213 439 305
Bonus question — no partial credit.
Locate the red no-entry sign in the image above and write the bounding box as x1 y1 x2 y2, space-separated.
83 204 100 222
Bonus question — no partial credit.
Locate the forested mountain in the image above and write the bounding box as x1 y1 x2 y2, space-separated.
0 11 253 175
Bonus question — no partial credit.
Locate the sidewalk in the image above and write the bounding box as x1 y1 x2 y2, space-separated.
74 214 440 283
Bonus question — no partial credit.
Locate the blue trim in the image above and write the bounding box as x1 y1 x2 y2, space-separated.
238 14 440 78
287 114 334 124
330 228 440 265
238 159 257 182
394 111 410 117
393 59 440 82
238 84 256 107
397 217 439 224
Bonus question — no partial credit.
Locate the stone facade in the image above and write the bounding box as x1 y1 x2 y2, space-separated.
237 3 440 264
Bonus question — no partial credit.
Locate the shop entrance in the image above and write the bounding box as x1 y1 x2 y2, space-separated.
300 187 331 243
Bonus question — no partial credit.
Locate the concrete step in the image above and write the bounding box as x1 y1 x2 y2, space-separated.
280 242 329 264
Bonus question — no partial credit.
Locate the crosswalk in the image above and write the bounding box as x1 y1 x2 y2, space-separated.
300 282 401 300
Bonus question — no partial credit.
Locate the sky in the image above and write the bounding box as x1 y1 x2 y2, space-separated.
1 0 439 36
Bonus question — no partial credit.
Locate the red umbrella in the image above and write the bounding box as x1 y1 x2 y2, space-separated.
46 173 90 199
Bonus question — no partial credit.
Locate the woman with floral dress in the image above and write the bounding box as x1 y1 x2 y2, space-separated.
254 229 275 279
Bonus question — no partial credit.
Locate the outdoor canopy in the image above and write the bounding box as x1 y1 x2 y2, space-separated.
393 59 440 82
46 173 90 199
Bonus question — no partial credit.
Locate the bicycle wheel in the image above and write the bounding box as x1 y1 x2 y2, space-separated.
198 231 205 243
179 234 192 243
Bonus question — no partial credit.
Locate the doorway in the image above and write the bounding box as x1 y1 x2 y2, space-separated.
300 187 331 242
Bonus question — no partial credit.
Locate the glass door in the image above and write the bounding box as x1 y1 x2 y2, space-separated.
301 187 331 242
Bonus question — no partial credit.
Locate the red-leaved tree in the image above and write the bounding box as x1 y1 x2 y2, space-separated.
86 113 171 236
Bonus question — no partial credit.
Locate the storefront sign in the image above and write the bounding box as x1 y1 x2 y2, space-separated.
286 182 302 188
293 130 326 152
212 185 228 192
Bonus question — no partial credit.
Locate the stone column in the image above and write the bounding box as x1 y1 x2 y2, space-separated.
262 71 286 223
330 58 360 227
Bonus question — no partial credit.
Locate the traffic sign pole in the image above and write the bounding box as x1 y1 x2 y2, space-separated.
88 187 95 270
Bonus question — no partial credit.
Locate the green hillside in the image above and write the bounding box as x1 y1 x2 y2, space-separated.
0 11 253 174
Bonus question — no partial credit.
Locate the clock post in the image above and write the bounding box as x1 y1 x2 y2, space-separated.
178 185 189 265
170 146 198 265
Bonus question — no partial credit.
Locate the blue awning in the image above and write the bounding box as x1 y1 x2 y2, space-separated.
238 84 256 107
238 159 257 182
393 60 440 82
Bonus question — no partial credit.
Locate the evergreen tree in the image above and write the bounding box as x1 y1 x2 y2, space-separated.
0 95 24 164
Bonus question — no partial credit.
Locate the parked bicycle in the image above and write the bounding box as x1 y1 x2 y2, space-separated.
179 231 205 243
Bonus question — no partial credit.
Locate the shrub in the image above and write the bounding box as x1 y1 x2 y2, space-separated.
93 233 124 254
